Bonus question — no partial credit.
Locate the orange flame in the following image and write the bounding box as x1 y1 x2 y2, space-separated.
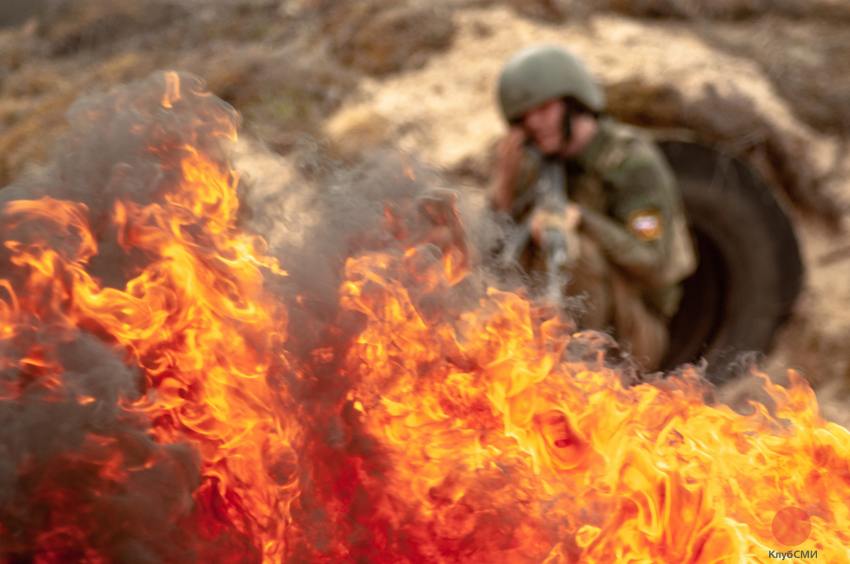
341 248 850 561
1 73 848 562
161 71 182 109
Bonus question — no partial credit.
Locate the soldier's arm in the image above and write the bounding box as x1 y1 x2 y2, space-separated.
488 171 515 213
578 147 676 288
489 150 541 218
488 128 537 213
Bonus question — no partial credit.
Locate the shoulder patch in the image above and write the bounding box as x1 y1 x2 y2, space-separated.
627 208 663 241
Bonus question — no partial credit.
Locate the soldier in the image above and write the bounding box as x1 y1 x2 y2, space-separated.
490 45 697 370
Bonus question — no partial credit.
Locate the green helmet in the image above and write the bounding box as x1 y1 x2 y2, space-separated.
497 45 605 122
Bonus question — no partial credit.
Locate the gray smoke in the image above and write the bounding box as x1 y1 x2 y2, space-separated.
0 72 255 562
0 333 202 562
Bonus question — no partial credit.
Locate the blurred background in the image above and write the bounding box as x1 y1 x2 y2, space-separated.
1 0 848 421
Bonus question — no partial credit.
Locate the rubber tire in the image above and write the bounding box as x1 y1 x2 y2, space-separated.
657 140 804 383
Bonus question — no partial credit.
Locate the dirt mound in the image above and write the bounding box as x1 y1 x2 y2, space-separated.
324 1 456 76
0 1 358 183
609 0 775 19
0 0 48 28
707 16 850 136
606 0 850 20
38 0 189 56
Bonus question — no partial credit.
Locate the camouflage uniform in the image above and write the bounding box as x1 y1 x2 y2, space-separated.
507 117 696 368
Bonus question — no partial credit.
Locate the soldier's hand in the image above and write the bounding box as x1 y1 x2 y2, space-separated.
530 204 582 241
563 203 581 231
497 126 526 171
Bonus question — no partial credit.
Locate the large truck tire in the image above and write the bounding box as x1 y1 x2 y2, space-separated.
658 140 804 383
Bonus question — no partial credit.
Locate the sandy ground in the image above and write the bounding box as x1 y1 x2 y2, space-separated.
325 6 850 422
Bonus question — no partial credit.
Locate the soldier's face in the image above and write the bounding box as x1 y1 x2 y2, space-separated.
522 99 565 155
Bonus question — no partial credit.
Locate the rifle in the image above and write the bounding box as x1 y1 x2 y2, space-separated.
498 155 571 306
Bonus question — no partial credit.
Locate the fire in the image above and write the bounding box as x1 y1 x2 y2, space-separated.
342 250 850 562
1 71 848 563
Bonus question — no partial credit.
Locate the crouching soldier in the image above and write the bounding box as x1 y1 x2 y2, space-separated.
490 45 697 370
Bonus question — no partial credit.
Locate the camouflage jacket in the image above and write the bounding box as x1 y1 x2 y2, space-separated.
508 117 697 317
